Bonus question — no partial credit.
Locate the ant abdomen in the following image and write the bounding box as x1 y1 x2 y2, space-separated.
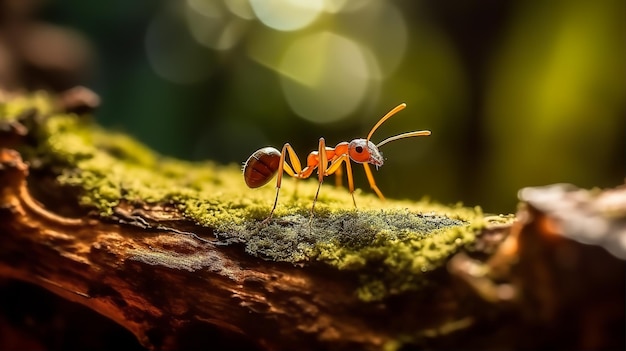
243 147 281 188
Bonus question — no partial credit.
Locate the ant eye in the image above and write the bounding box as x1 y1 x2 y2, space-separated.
355 146 363 153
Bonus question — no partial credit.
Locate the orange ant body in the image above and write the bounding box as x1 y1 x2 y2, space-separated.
243 103 431 222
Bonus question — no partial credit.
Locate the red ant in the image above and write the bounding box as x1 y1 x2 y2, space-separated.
243 103 431 223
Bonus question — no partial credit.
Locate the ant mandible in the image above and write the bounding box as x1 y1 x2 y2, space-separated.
243 103 431 223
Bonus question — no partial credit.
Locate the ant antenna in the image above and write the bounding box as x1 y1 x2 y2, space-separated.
377 130 431 148
366 103 406 142
366 103 431 147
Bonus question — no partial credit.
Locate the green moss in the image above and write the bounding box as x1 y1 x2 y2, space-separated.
0 92 511 301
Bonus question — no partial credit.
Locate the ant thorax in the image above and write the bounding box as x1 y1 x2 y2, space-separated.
348 139 384 167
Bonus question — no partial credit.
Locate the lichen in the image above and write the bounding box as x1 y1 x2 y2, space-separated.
0 92 510 301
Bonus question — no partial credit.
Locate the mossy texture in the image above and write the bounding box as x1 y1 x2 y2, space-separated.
1 92 507 301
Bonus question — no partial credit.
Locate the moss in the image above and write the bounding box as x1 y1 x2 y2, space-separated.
0 92 512 301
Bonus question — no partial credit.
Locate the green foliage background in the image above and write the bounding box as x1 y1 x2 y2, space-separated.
41 0 625 213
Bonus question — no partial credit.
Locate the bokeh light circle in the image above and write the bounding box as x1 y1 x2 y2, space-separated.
279 32 370 123
249 0 324 31
223 0 255 20
185 2 247 51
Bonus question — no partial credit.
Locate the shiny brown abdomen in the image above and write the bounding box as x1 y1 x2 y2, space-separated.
243 147 281 188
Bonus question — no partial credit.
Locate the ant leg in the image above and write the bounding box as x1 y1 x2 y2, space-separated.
262 143 299 224
282 143 304 199
344 158 356 208
310 138 327 224
362 163 385 201
335 167 343 188
326 155 356 208
263 190 280 224
283 143 302 173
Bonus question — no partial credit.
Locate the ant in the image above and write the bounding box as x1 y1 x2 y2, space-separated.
243 103 431 223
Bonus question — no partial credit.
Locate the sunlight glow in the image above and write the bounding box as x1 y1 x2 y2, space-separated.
249 0 324 31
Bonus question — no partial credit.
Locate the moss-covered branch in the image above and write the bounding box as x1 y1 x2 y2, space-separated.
0 91 622 350
1 92 497 301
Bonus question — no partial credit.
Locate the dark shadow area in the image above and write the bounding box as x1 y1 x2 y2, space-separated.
0 279 144 350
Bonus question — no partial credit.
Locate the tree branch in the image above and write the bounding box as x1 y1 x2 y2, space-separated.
0 92 623 350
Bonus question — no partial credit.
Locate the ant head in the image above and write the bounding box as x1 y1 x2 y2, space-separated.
348 139 384 167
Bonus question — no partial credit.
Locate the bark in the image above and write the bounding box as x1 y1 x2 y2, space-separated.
0 147 495 350
0 97 624 350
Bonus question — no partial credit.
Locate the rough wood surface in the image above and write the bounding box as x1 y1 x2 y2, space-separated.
0 147 491 350
1 146 624 350
0 94 623 350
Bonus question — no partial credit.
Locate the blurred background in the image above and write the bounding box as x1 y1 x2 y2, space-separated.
1 0 624 213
